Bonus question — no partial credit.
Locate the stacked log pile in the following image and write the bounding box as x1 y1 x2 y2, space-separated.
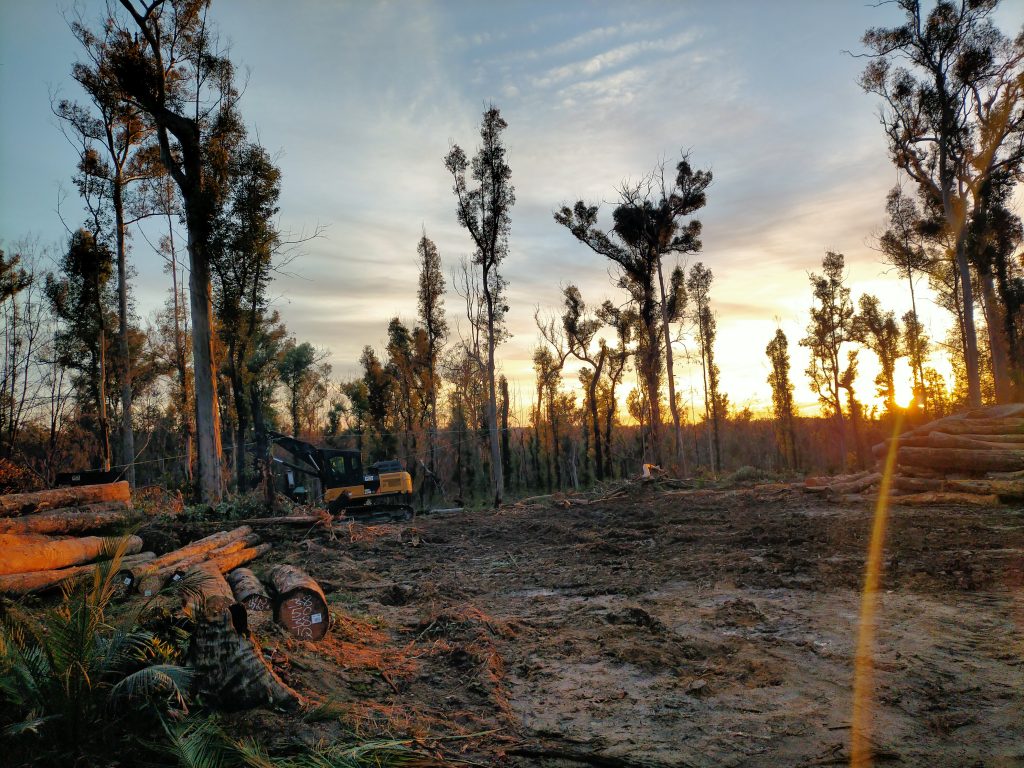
0 482 155 595
808 403 1024 505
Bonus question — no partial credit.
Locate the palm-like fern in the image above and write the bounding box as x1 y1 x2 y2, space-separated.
0 536 192 765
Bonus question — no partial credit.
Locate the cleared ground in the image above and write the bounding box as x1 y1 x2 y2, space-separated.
226 484 1024 767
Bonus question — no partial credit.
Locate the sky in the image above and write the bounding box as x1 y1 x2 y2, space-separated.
2 1 1023 422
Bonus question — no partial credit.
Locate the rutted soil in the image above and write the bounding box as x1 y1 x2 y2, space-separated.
232 486 1024 767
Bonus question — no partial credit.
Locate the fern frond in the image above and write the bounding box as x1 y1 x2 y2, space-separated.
160 714 232 768
111 663 192 710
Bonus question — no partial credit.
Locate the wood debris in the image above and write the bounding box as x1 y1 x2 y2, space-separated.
805 403 1024 504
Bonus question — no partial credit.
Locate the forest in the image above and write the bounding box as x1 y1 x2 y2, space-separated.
0 1 1022 509
1 1 1023 766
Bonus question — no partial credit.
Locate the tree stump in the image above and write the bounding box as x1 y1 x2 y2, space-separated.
227 568 272 611
269 564 329 641
187 587 300 711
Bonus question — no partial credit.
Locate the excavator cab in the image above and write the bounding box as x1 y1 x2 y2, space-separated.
268 432 414 521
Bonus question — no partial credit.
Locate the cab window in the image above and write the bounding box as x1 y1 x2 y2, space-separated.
328 454 359 483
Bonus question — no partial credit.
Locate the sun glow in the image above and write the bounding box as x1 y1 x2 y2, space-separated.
893 362 916 410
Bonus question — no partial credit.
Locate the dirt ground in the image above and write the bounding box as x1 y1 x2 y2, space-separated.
230 484 1024 767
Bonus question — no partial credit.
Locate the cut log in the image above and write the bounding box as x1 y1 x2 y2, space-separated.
0 532 63 547
922 431 1023 451
897 446 1024 473
0 551 156 595
121 525 252 594
890 491 1000 507
240 515 326 526
926 418 1024 436
1 534 143 575
896 465 945 479
873 430 1024 458
169 543 271 586
199 533 261 559
891 476 943 493
943 478 1024 499
964 403 1024 420
226 568 271 611
187 602 300 711
805 470 873 488
827 473 881 495
0 481 131 518
987 469 1024 480
956 434 1024 444
0 501 135 536
148 539 267 597
269 564 329 641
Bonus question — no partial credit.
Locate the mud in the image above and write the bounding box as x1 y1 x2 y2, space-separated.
234 486 1024 766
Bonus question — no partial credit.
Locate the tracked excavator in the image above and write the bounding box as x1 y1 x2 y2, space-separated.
268 431 414 521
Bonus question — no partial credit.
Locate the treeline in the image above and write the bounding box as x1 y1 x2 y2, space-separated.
1 0 1023 504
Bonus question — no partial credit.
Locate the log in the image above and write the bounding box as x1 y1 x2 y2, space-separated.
226 568 272 611
0 551 156 595
169 543 271 586
890 491 1000 507
0 501 135 536
896 465 945 479
269 564 329 641
923 431 1022 451
964 403 1024 420
926 418 1024 436
897 446 1024 473
957 434 1024 444
121 525 253 593
987 469 1024 480
240 515 326 525
826 473 881 495
0 532 62 547
1 534 143 575
805 470 874 488
943 478 1024 499
0 481 131 518
891 475 943 493
187 601 300 711
136 536 262 602
873 430 1024 458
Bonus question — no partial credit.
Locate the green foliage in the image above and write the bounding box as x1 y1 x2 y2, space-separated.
0 537 191 766
160 711 449 768
180 491 271 523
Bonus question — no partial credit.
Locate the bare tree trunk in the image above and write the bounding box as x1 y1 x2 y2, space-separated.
979 269 1012 404
185 212 224 503
656 258 686 474
96 288 111 473
951 222 981 407
499 376 511 492
588 364 604 482
485 310 504 507
907 271 928 415
112 182 135 486
167 227 194 486
641 346 663 466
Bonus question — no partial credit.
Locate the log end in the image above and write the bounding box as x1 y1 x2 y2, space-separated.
275 591 329 641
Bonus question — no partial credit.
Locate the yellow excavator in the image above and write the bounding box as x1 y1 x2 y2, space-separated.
268 432 414 521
